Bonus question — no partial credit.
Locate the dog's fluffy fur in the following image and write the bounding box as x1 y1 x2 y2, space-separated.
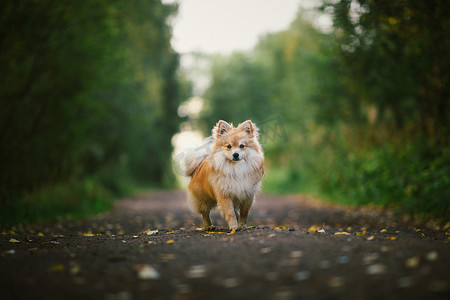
184 120 264 230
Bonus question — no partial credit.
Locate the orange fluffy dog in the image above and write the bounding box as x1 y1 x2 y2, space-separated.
184 120 264 230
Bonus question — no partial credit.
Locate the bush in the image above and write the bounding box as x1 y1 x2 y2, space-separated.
264 141 450 221
0 177 113 225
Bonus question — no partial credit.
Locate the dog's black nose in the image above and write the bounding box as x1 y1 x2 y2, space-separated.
232 152 240 159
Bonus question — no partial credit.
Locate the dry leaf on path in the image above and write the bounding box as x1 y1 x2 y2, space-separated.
142 229 158 235
366 264 387 275
135 264 160 280
51 264 64 272
186 265 207 279
405 256 420 268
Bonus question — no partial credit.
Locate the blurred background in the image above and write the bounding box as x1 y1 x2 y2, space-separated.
0 0 448 224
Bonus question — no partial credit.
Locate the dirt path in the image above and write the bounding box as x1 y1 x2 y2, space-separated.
1 191 449 300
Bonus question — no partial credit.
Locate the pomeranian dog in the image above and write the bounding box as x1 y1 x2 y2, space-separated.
184 120 264 230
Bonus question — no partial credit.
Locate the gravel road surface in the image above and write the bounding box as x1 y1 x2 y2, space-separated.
1 191 449 300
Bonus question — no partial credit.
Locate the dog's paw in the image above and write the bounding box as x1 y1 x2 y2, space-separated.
205 225 216 231
239 224 250 230
229 225 239 231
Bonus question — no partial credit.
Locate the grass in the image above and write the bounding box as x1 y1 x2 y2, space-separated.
263 142 450 222
0 177 114 225
0 165 165 226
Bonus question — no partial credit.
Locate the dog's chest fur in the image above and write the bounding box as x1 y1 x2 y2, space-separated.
209 155 263 200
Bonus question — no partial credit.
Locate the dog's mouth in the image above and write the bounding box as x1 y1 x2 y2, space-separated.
232 157 241 162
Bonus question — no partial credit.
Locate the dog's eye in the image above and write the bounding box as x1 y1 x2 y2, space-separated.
226 144 232 149
239 144 245 149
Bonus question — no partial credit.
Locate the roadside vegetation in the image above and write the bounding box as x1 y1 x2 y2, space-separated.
196 1 449 220
0 1 189 224
1 0 448 224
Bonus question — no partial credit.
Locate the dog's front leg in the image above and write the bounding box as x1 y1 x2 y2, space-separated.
238 197 254 229
217 195 238 230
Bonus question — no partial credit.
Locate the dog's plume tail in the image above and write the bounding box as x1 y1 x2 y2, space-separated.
184 137 213 177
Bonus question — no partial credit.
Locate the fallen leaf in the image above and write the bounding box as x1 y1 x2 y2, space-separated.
206 230 237 235
356 230 366 236
425 251 438 261
135 264 160 280
145 230 159 235
186 265 207 278
69 262 81 275
222 277 240 288
274 226 289 231
165 231 174 234
307 225 320 233
160 254 176 261
380 229 387 233
337 255 350 264
293 270 310 281
328 276 345 288
194 226 203 231
51 264 64 272
166 239 175 244
363 252 380 264
335 232 351 235
366 264 387 275
366 236 375 241
4 250 15 254
385 237 397 240
38 232 44 237
260 247 271 254
317 229 326 233
405 256 420 268
380 246 392 252
9 239 20 243
318 260 331 269
289 250 303 258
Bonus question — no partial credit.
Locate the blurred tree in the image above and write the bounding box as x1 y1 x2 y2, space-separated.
201 52 272 128
322 0 450 143
0 0 184 204
198 6 449 219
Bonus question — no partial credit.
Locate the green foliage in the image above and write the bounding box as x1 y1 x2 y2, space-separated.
0 177 113 225
199 6 449 221
0 0 187 224
322 0 450 142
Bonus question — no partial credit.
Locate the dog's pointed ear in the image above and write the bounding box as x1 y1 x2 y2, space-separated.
239 120 259 137
212 120 232 139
